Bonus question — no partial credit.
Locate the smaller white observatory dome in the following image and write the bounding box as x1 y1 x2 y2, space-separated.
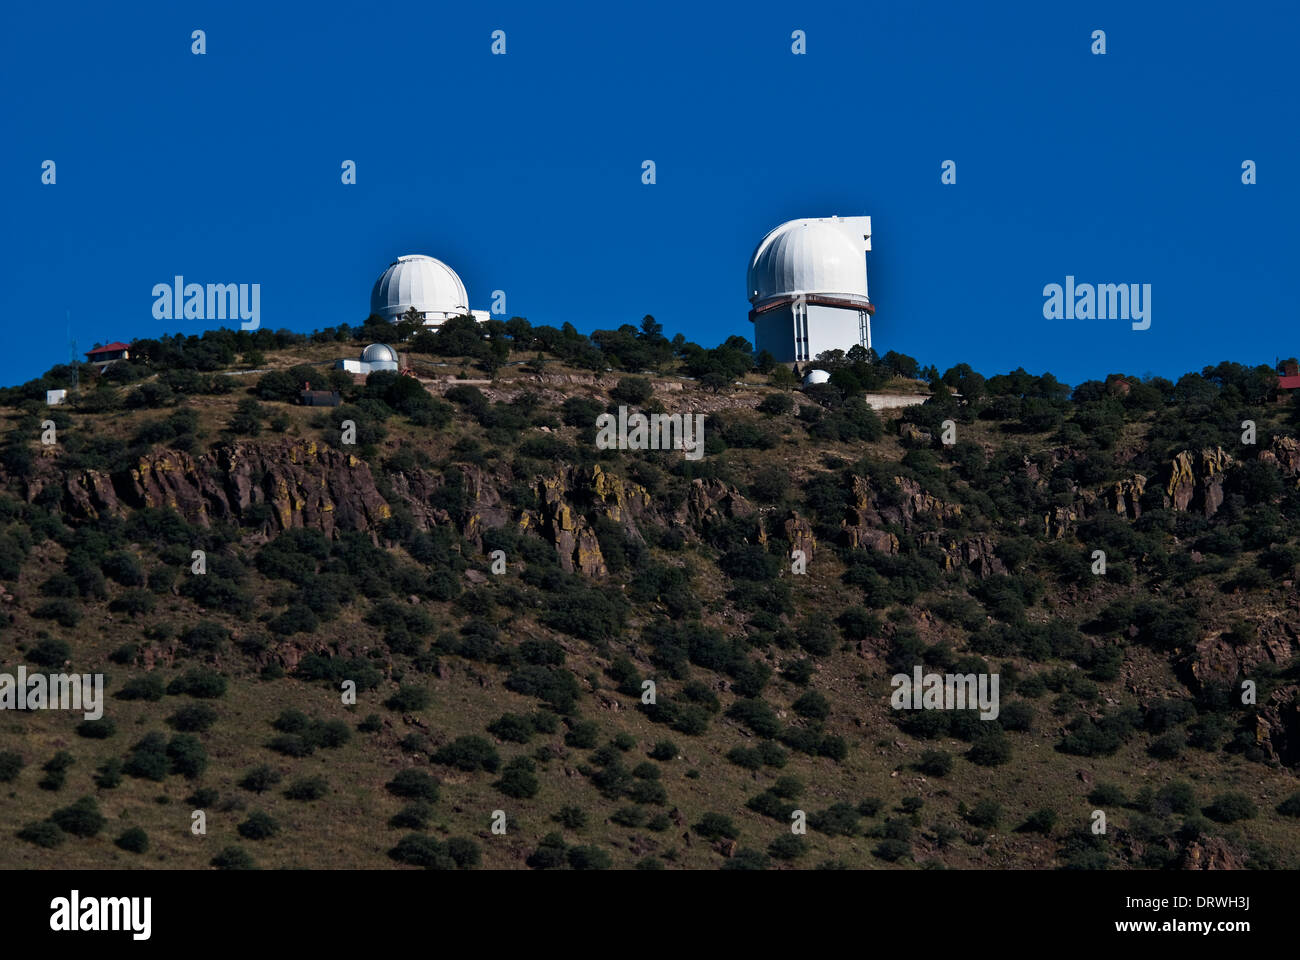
371 254 469 324
802 369 832 386
361 343 398 365
747 216 871 307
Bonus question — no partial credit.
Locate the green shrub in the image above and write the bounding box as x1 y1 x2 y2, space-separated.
166 668 227 699
873 839 911 862
965 799 1002 829
611 806 647 827
856 796 882 816
967 729 1012 766
445 836 482 869
17 821 65 848
33 599 81 628
94 758 123 789
50 796 106 837
628 779 668 805
186 787 218 807
648 740 678 761
386 769 441 801
554 805 588 829
166 734 208 779
1204 792 1257 823
567 845 613 870
237 811 279 840
309 719 351 749
768 835 807 860
39 750 75 790
495 757 540 799
694 813 739 840
239 766 282 793
771 777 804 800
389 802 434 830
487 713 536 743
726 746 763 770
432 736 500 773
116 674 166 701
792 690 831 721
123 734 170 781
284 776 329 801
1087 783 1127 806
526 833 569 870
27 637 72 666
385 685 430 712
810 803 860 837
917 750 953 777
1156 782 1197 815
168 703 218 732
266 735 314 758
721 848 771 870
76 718 115 739
0 751 24 783
565 721 601 749
115 827 149 853
1019 808 1057 834
1147 732 1185 760
998 700 1034 733
211 846 256 870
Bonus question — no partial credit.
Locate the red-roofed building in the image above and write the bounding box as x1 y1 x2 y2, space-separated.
85 342 131 363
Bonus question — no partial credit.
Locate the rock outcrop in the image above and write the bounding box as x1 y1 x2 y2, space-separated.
1107 475 1146 519
780 510 817 566
840 476 898 553
1165 447 1232 517
48 440 393 536
676 478 755 527
521 474 608 577
1181 837 1246 871
1259 434 1300 483
1255 684 1300 768
1180 618 1298 697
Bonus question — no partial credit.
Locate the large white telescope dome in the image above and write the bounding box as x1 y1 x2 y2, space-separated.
746 216 871 307
370 254 470 324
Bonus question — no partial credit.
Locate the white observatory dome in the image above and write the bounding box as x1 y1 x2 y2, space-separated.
370 254 469 324
802 369 832 386
361 343 398 364
747 217 871 307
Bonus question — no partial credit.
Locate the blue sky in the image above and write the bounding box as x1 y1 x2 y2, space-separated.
2 1 1295 389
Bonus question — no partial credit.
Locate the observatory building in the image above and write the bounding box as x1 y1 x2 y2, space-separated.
746 216 875 365
335 342 400 375
370 254 490 327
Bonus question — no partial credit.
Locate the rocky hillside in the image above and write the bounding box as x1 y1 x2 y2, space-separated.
1 322 1299 870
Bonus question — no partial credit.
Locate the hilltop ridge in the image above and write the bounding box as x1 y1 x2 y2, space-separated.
2 318 1299 870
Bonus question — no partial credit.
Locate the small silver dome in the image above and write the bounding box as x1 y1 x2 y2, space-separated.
361 343 398 364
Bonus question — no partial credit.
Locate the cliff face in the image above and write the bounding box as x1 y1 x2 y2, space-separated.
1166 447 1233 517
22 436 1300 589
42 440 392 536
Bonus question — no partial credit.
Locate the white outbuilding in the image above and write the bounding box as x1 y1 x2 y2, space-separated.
370 254 490 327
335 342 400 375
746 216 875 365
